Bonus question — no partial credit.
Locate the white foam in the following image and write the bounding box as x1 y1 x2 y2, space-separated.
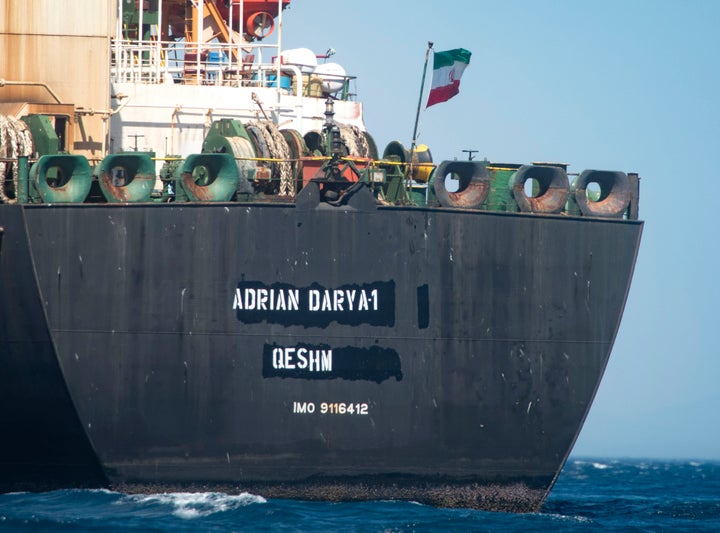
591 462 609 470
545 512 592 524
123 491 266 519
74 488 119 495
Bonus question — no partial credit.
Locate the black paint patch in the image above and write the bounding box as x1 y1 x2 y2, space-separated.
233 281 395 328
417 284 429 329
262 343 403 383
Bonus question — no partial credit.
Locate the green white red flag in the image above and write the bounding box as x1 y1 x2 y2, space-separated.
426 48 471 107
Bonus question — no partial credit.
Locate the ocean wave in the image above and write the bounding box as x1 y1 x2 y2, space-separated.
121 491 266 519
542 512 593 524
2 461 719 531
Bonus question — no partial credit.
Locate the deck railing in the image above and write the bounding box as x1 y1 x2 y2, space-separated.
110 39 355 100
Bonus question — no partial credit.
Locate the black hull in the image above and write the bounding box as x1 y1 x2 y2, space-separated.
0 202 642 512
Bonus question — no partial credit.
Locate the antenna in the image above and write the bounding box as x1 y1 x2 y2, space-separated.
462 149 478 161
129 134 145 152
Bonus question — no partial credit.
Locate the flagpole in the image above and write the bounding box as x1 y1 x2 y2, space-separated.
406 41 433 200
411 41 433 154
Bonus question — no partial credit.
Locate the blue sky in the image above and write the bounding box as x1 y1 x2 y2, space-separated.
282 1 720 460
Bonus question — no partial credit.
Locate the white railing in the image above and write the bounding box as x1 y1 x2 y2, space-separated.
110 39 272 86
110 39 355 100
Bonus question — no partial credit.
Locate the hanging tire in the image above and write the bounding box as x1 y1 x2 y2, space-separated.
572 170 630 218
511 165 569 214
433 160 490 209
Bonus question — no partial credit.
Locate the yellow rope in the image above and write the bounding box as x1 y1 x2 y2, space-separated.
487 166 520 171
153 155 438 167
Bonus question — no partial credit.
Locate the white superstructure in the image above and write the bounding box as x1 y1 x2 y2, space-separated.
109 0 365 158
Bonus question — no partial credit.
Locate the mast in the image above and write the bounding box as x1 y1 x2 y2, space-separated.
410 41 433 156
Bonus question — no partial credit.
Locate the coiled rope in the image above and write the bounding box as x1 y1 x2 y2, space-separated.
224 135 256 197
0 115 34 204
246 121 294 196
338 124 370 158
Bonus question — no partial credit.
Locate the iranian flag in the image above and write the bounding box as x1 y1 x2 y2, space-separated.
426 48 471 108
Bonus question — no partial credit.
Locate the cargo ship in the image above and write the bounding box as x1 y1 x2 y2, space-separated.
0 0 642 513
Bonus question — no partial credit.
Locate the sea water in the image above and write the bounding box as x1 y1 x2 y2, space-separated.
0 459 718 532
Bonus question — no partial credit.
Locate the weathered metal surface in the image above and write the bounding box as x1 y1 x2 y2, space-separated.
177 153 239 202
572 170 631 218
434 160 490 208
0 201 643 511
29 154 92 203
97 153 156 203
627 173 641 220
512 165 570 214
0 0 112 161
0 205 107 492
99 173 155 203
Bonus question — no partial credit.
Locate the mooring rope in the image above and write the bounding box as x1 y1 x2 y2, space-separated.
247 120 293 196
338 124 370 158
0 115 34 204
